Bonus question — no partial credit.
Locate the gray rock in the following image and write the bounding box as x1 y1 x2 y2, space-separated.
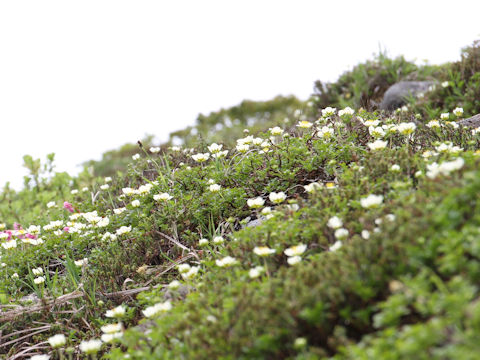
458 113 480 128
380 81 435 111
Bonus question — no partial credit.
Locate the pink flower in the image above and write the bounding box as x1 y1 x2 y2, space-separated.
14 223 23 230
63 227 70 233
26 233 37 239
63 202 74 213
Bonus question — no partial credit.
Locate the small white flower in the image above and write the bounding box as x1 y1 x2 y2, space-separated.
397 122 416 135
329 240 343 252
367 140 388 151
304 182 321 193
327 216 343 229
296 120 313 129
79 339 102 354
181 266 200 280
192 153 210 162
105 305 126 318
199 238 209 247
440 113 450 120
131 200 140 208
101 332 123 343
249 266 264 278
208 143 223 154
215 256 238 267
360 194 384 209
100 184 109 190
287 256 302 265
338 107 355 116
74 258 88 267
385 214 396 221
317 126 335 139
269 192 287 204
364 119 380 127
368 126 385 138
122 187 135 196
284 244 307 257
247 197 265 209
426 120 441 128
105 176 112 183
177 264 191 274
32 267 43 276
213 236 224 245
116 226 132 236
82 187 89 192
269 126 284 135
46 201 57 208
154 193 173 201
70 189 79 195
30 355 50 360
441 81 449 88
236 144 250 153
143 301 172 318
253 246 276 257
334 228 349 240
34 276 45 285
453 107 464 117
132 154 140 160
113 207 126 215
101 323 123 334
321 107 336 117
361 230 370 239
390 164 401 172
48 334 66 348
150 146 161 153
209 184 221 192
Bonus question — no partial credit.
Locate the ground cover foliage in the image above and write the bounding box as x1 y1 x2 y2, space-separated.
1 40 480 359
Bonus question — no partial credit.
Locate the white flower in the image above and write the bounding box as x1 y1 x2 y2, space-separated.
247 197 265 209
269 126 284 135
361 230 370 239
143 301 172 318
171 146 181 151
284 244 307 257
390 164 401 172
213 236 224 245
369 126 385 138
79 339 102 354
236 144 250 153
209 184 221 192
70 189 79 195
12 273 19 278
101 323 123 334
32 267 43 276
150 146 161 153
74 258 88 267
445 121 459 129
132 154 140 160
46 201 57 208
212 150 228 158
439 158 464 175
317 126 335 140
137 183 153 195
114 207 126 215
122 187 135 196
321 107 336 117
364 119 380 127
360 194 384 209
104 176 112 183
48 334 66 348
367 140 388 151
34 276 45 285
304 182 321 193
296 121 313 129
154 193 173 201
82 187 89 192
269 192 287 204
101 332 123 343
177 264 192 274
327 216 343 229
100 184 109 190
426 120 441 128
440 113 450 120
249 266 264 278
105 305 126 318
181 266 200 280
192 153 210 162
253 246 276 256
441 81 449 88
329 240 343 252
287 256 302 265
208 143 223 154
338 107 355 116
199 238 209 246
168 280 181 290
453 107 464 117
386 214 396 221
131 200 140 208
334 228 349 240
215 256 238 267
30 355 50 360
397 122 416 135
116 226 132 236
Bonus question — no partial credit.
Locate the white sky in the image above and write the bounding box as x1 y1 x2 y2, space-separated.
1 0 479 189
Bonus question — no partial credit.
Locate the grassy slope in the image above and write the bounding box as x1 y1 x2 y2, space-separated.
1 41 480 359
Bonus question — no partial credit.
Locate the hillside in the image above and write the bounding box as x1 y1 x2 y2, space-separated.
1 40 480 360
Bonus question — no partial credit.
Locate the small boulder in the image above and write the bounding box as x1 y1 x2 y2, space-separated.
458 113 480 128
380 81 434 111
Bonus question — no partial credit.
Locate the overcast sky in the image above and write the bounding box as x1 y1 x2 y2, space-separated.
1 0 479 189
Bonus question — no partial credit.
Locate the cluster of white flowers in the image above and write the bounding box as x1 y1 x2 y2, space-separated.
426 158 465 179
253 246 276 257
360 194 384 209
178 264 200 280
367 140 388 151
142 301 172 318
215 256 238 267
338 107 354 117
